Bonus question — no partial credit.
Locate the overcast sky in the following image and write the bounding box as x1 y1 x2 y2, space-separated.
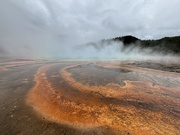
0 0 180 58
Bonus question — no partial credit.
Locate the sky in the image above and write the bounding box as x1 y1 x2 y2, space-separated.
0 0 180 58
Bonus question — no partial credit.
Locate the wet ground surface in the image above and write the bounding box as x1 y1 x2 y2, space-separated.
67 64 131 86
0 59 180 135
127 61 180 73
67 63 180 88
0 61 119 135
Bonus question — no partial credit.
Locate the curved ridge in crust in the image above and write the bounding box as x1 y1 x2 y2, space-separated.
26 62 180 135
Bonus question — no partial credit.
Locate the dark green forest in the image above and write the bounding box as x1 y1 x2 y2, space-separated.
113 35 180 54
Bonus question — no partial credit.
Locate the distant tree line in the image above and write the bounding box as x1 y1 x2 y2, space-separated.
112 35 180 54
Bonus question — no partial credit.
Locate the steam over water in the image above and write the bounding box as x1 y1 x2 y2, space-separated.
73 41 180 64
0 0 180 59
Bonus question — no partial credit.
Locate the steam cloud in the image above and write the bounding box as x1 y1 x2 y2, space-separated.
0 0 180 63
73 41 180 64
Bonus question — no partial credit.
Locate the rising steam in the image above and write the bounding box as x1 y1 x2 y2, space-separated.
0 0 180 63
72 40 180 64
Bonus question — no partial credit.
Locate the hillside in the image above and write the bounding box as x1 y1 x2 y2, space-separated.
112 35 180 54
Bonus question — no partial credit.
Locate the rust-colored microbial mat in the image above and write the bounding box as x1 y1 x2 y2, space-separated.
27 61 180 135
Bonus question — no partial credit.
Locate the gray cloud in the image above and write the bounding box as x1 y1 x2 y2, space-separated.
0 0 180 58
